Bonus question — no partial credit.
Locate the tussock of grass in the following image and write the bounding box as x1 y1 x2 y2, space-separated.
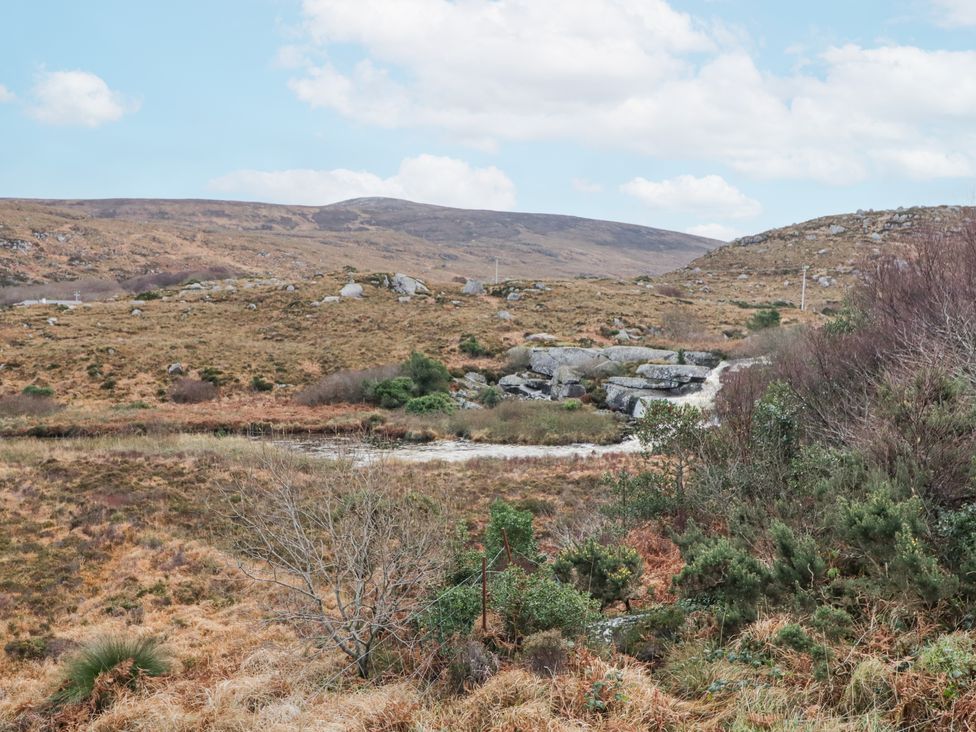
398 400 626 445
52 636 168 706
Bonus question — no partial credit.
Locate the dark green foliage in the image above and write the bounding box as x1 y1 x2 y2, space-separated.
746 308 781 330
445 522 483 587
774 623 814 653
938 505 976 598
768 521 826 599
22 384 54 398
490 567 598 640
251 375 274 392
405 392 457 414
420 585 482 641
552 540 643 608
477 386 503 407
199 366 228 386
133 290 161 301
751 382 802 471
602 470 675 525
673 533 769 630
459 334 491 357
52 636 168 706
403 351 452 395
484 500 539 565
810 605 853 641
365 376 417 408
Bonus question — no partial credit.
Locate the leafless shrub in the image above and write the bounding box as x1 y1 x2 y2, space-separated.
294 364 401 406
714 364 773 456
505 347 532 372
222 456 447 678
659 306 704 341
0 394 61 417
168 378 217 404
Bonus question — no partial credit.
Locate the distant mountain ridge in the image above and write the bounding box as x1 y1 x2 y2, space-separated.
0 197 720 286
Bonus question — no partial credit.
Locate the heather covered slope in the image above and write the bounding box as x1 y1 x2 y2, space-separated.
0 196 719 286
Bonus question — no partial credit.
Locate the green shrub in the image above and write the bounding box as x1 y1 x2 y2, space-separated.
403 351 451 395
810 605 853 641
768 521 826 599
477 386 503 407
552 539 643 608
751 382 802 470
199 366 228 386
774 623 814 653
251 375 274 392
5 636 51 661
602 470 675 525
562 398 582 411
484 500 539 565
133 290 161 301
459 334 491 357
746 308 781 331
52 636 168 706
405 392 457 414
22 384 54 398
365 376 417 408
490 567 598 640
673 534 769 630
420 585 482 641
917 633 976 681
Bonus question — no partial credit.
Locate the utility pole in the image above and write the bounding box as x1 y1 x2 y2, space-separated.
495 257 499 285
800 266 808 311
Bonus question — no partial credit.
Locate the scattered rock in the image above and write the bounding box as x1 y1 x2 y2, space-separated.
183 283 204 291
828 224 847 235
497 310 512 320
461 279 484 295
506 292 522 302
340 283 364 298
131 308 142 317
46 317 57 325
247 303 257 310
526 333 557 342
391 273 429 296
167 363 185 376
321 296 341 303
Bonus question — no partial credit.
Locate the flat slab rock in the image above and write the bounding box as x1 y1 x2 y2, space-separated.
635 363 710 383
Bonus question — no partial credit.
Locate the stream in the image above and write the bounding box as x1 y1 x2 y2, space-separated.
273 358 762 465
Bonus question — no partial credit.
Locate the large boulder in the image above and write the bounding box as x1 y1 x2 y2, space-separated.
340 283 363 298
604 382 670 415
606 375 683 391
603 346 678 364
498 373 549 398
682 351 721 368
461 279 484 295
391 273 429 296
635 364 711 383
529 347 608 377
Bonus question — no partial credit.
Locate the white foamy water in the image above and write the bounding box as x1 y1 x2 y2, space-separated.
274 358 764 465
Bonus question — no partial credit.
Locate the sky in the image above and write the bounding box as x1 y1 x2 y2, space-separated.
1 1 975 241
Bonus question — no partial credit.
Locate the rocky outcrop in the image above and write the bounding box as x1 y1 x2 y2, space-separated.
461 279 484 295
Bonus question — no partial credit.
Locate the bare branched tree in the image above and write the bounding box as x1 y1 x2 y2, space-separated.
221 455 446 678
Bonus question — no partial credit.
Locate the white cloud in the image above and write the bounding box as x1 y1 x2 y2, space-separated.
932 0 976 26
286 0 976 184
209 154 516 209
572 177 603 193
29 70 135 127
686 223 738 241
0 84 14 103
621 174 761 219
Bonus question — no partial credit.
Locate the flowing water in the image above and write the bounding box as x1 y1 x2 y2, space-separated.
273 358 764 465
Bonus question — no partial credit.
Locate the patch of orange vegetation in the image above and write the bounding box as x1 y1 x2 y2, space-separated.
626 525 683 604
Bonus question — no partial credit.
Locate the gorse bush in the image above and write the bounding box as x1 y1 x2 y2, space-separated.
403 351 452 395
552 540 643 609
459 334 491 357
22 385 54 398
366 377 416 408
477 386 503 407
746 308 781 330
420 585 481 641
52 636 168 706
490 566 598 640
405 392 456 414
484 500 539 565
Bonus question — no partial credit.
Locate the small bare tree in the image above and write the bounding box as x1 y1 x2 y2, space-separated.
222 456 446 678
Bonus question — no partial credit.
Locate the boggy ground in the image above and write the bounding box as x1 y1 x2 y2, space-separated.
4 436 975 731
0 272 818 438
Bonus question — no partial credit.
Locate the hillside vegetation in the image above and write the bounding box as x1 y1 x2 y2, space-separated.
0 197 718 287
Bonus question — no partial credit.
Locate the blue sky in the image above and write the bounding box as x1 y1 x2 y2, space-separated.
1 0 975 240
